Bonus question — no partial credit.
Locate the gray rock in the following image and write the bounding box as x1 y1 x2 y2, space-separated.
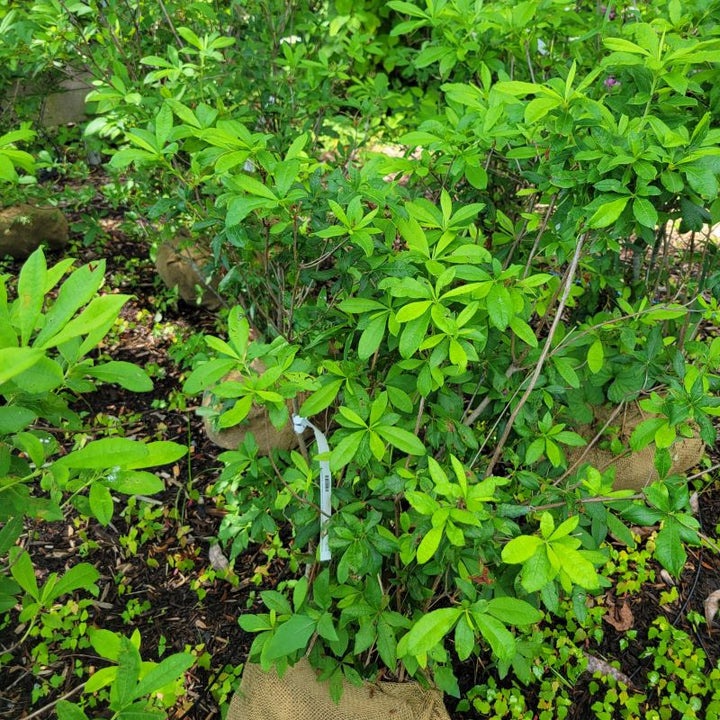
154 236 221 310
0 204 69 258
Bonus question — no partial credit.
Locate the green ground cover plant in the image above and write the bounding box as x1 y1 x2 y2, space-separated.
2 0 720 716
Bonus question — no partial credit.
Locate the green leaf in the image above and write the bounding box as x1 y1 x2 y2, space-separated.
0 348 44 385
89 483 114 526
415 44 453 69
540 513 555 538
109 148 157 169
387 1 430 19
293 576 309 611
300 379 343 417
89 628 121 661
16 248 46 345
14 356 63 393
377 619 397 668
155 103 173 147
655 520 686 577
416 525 443 564
587 340 604 374
486 598 543 626
454 614 475 661
630 417 665 451
375 425 425 455
554 431 586 447
233 173 278 201
177 26 202 48
633 198 658 228
125 441 186 469
228 308 250 355
0 516 22 554
86 362 153 392
521 547 555 592
238 614 272 632
41 295 130 348
401 607 461 656
525 438 545 464
330 430 365 471
112 638 142 709
317 612 339 642
654 422 676 449
405 491 439 515
552 357 580 388
550 515 579 539
51 563 99 601
465 164 488 190
133 653 194 699
338 298 386 313
487 285 512 331
115 704 164 720
183 359 236 394
264 615 316 660
34 261 105 347
57 438 149 470
0 406 36 434
501 535 542 564
621 503 664 526
493 80 541 96
226 196 267 225
558 549 600 590
85 666 117 693
9 548 38 600
358 315 387 360
607 513 636 548
218 395 253 428
661 171 684 193
474 613 515 663
396 216 429 256
588 196 630 228
509 316 538 347
396 301 432 323
110 471 164 495
57 702 90 720
603 37 649 55
525 96 561 124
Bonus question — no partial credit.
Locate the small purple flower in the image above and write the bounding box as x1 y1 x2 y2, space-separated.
604 76 621 89
600 4 616 19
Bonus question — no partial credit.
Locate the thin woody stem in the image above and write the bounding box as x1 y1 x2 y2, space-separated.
485 232 587 477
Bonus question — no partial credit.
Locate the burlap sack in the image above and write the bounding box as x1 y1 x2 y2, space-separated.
155 235 221 310
567 404 704 490
0 204 69 258
228 661 452 720
202 367 300 455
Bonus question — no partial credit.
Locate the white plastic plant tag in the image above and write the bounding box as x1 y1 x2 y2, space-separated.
292 415 332 562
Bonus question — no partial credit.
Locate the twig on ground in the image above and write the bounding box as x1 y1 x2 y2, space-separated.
22 683 86 720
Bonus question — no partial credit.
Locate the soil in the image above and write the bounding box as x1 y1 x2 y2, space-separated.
1 173 720 720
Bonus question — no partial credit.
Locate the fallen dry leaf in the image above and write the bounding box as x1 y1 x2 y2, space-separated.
209 543 230 572
603 596 634 632
659 569 676 586
584 653 634 687
689 492 699 515
704 589 720 635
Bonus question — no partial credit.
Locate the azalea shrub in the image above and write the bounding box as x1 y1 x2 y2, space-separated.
3 0 720 712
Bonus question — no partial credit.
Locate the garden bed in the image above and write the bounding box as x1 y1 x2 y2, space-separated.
2 173 719 719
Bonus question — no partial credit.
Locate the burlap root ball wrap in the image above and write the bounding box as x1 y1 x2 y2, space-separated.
227 660 451 720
